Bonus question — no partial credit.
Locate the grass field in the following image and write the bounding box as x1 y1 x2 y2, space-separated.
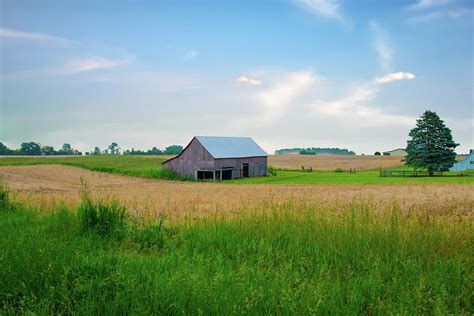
1 185 473 314
0 155 472 185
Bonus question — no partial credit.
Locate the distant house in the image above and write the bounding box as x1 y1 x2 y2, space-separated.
383 148 407 156
450 150 474 172
162 136 268 180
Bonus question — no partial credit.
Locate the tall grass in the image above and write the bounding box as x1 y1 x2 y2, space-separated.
0 186 472 314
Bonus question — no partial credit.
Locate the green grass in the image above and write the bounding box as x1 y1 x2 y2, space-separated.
232 169 474 184
0 155 473 184
0 155 184 180
0 186 472 314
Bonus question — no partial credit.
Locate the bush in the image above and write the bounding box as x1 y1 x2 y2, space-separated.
157 168 188 180
334 168 344 173
374 151 381 155
267 165 277 176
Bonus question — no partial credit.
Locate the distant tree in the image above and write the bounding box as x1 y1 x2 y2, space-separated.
42 146 55 155
148 146 163 155
93 147 101 155
85 152 90 156
405 110 458 176
108 142 120 155
164 145 183 155
374 151 381 156
61 143 73 154
0 142 12 155
20 142 41 155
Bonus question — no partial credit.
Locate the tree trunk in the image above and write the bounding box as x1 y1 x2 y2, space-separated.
428 167 434 177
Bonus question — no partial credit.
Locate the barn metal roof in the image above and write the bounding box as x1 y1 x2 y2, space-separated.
196 136 268 159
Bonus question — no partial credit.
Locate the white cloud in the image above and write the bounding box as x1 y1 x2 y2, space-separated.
65 56 134 74
375 72 415 84
257 70 318 123
370 21 394 72
236 76 263 86
0 27 75 45
294 0 344 22
183 49 199 61
408 0 454 10
312 72 417 126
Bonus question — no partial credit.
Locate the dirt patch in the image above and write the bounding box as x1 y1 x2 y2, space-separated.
1 165 472 220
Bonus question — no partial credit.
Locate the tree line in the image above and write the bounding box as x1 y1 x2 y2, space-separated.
0 142 82 156
0 142 183 156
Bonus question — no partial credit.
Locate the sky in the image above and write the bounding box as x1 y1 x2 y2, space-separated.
0 0 473 154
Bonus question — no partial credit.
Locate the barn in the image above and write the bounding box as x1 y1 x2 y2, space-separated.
162 136 268 180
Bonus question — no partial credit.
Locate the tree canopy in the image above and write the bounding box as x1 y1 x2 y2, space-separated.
405 110 458 175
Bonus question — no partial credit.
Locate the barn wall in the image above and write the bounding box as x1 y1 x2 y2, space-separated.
162 138 215 178
215 156 267 178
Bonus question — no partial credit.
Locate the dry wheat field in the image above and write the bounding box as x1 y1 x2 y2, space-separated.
269 154 405 171
1 165 472 220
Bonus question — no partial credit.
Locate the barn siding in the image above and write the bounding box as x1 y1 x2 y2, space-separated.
215 157 268 178
162 138 214 178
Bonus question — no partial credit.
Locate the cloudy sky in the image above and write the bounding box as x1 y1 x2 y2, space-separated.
1 0 473 154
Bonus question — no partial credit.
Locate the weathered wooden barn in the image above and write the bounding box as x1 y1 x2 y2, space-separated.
162 136 268 180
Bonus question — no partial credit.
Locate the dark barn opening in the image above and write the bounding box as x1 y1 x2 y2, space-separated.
221 169 233 180
242 163 249 178
197 171 214 180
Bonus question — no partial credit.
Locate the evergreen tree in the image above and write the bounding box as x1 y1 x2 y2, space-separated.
405 110 458 176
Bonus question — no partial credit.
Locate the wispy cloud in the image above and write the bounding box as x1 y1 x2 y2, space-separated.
312 72 416 126
375 72 415 84
370 21 393 72
407 0 454 10
183 49 199 61
294 0 344 22
0 27 75 45
408 8 473 22
64 56 134 74
257 70 318 123
236 75 263 86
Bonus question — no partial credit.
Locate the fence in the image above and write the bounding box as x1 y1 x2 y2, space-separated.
380 169 443 177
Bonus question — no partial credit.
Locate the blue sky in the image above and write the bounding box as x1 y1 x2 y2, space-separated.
1 0 472 154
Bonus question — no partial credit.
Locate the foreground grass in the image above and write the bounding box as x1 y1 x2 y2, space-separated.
1 187 473 314
1 156 473 184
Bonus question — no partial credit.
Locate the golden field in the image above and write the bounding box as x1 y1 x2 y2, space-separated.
1 165 472 221
269 154 405 171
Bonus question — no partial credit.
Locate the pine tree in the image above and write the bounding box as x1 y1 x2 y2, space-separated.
405 110 458 176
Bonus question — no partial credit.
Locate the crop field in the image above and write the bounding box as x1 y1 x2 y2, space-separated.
269 154 405 171
1 157 473 314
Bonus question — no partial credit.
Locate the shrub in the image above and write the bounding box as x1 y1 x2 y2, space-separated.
267 165 277 176
334 168 344 173
157 168 188 181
